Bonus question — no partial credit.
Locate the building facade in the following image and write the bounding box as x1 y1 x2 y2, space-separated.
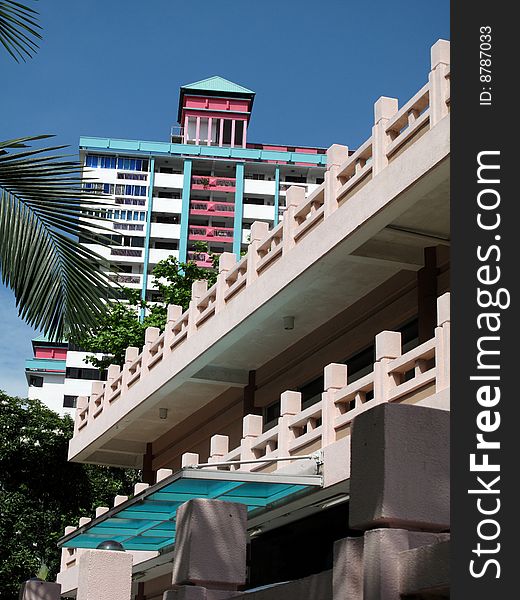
81 76 327 302
25 336 106 416
55 41 450 600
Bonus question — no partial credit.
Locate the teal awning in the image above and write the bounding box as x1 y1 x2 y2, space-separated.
58 468 321 552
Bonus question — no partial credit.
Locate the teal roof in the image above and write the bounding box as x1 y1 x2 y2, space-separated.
181 76 255 95
58 468 321 552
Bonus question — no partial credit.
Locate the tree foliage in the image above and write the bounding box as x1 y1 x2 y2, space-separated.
70 249 218 369
0 392 139 599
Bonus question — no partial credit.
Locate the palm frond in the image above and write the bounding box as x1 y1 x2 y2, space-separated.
0 136 120 340
0 1 41 62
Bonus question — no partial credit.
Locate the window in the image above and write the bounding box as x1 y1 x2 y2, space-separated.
153 215 179 224
85 154 117 169
234 120 244 146
116 157 149 172
115 184 147 197
84 182 114 194
29 375 44 387
154 241 178 250
63 395 78 408
315 177 324 185
117 172 147 181
66 367 107 381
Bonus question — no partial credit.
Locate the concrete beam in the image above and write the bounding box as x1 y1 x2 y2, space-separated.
190 366 250 387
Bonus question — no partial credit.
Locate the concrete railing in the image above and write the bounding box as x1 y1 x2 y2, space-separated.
73 39 450 442
61 291 450 581
179 292 450 473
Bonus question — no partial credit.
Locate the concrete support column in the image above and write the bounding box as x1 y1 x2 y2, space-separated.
417 247 439 343
77 549 133 600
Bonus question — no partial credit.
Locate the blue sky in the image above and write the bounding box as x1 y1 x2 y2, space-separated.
0 0 449 396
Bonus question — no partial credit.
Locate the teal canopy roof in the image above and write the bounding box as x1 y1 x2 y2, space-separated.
181 76 255 95
58 468 321 552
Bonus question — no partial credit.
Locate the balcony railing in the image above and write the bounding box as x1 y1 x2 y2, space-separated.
191 176 236 192
190 200 235 217
188 225 234 243
110 248 143 258
70 39 450 462
187 251 214 268
109 274 141 285
64 291 449 581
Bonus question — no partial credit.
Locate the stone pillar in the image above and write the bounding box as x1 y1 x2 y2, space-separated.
170 498 247 593
349 403 449 532
372 97 399 175
19 580 61 600
76 549 133 600
324 144 349 217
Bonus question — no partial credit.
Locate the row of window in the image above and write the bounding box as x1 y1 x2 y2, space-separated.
85 209 146 221
86 155 149 172
84 182 147 196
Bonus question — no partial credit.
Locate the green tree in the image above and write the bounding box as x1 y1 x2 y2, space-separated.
71 251 218 370
1 2 118 340
0 392 139 599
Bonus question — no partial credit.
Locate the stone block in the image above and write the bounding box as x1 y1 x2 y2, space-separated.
349 403 449 531
333 536 364 600
399 539 450 597
19 580 61 600
362 529 449 600
171 499 247 588
77 549 133 600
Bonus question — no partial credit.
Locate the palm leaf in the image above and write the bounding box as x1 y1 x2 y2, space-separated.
0 135 120 340
0 1 41 62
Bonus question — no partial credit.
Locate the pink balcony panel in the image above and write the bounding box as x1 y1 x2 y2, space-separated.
187 252 214 268
191 176 236 193
188 225 234 244
190 200 235 218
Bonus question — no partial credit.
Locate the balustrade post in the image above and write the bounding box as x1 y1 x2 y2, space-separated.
246 221 270 285
372 96 399 175
429 39 450 127
164 304 184 349
106 364 121 401
141 327 160 373
324 144 349 217
74 395 88 434
322 363 348 447
188 280 208 336
216 252 236 312
435 292 451 392
277 391 302 457
373 331 402 403
121 346 139 392
182 452 200 468
60 526 77 572
239 414 263 471
209 434 229 468
282 186 306 255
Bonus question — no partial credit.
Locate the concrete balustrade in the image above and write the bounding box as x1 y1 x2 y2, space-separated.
69 41 451 480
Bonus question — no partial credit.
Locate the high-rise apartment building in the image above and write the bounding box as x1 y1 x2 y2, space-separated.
80 76 327 302
25 76 327 415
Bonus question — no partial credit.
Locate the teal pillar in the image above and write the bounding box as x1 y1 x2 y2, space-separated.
273 165 280 225
140 157 155 321
233 163 245 258
178 159 193 264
